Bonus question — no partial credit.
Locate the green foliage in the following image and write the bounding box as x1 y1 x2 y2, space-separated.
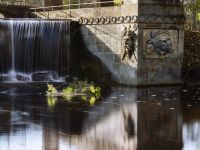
185 0 200 14
75 80 89 93
63 0 68 5
114 0 123 6
46 80 101 106
90 85 96 93
197 13 200 20
89 85 101 98
62 86 75 100
95 87 101 98
185 0 200 29
46 83 58 96
63 87 74 95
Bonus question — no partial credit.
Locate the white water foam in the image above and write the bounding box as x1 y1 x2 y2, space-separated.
0 70 64 82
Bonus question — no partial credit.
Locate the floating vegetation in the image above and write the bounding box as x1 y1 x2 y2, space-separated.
46 84 58 96
46 81 101 106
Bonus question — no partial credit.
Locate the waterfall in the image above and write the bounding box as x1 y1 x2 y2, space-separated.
10 20 15 72
0 19 71 82
9 20 16 81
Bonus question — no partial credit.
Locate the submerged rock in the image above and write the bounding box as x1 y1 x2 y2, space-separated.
65 75 79 83
31 71 59 81
16 74 30 81
31 72 50 81
0 75 8 81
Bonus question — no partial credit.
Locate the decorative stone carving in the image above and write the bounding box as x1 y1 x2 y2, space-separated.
79 15 138 25
144 29 178 58
121 25 137 61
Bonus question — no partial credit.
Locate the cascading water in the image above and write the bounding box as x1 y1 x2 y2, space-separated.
9 20 16 81
0 19 71 82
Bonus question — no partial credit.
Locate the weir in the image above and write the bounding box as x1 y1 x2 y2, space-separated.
0 19 71 82
0 0 185 85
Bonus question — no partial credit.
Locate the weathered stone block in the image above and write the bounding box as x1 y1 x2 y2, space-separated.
143 29 178 58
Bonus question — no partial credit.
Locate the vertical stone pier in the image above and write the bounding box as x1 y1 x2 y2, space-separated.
137 0 185 85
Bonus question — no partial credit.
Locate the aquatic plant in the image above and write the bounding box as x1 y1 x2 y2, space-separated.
63 87 74 96
62 86 75 100
46 83 58 96
46 81 101 106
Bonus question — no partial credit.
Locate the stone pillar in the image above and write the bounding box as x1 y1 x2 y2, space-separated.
137 0 185 85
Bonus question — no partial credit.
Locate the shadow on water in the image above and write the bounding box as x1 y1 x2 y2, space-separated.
0 83 199 150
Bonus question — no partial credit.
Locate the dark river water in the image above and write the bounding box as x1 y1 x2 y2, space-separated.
0 83 199 150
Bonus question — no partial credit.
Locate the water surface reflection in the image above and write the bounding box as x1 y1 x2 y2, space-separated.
0 83 199 150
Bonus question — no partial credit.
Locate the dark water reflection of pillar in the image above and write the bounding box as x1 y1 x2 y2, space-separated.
137 87 183 150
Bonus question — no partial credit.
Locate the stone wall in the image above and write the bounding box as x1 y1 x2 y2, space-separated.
33 0 184 85
78 4 138 85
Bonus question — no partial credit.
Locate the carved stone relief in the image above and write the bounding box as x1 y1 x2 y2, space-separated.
144 29 178 58
121 24 137 62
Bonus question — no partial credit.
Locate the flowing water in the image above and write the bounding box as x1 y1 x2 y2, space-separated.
0 83 199 150
0 19 71 82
